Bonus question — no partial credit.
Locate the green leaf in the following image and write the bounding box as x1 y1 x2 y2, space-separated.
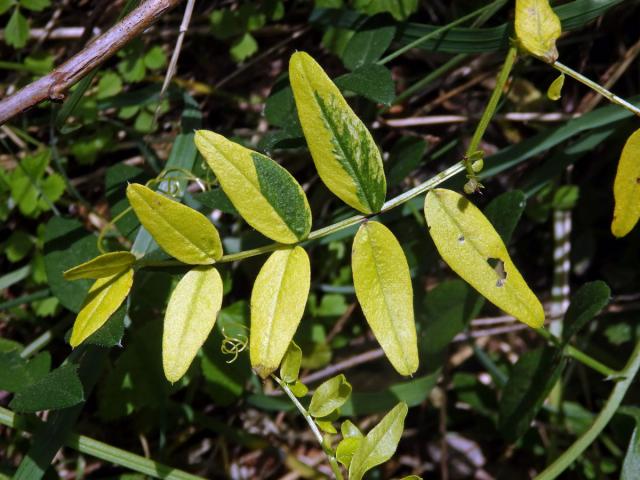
230 32 258 62
63 251 136 280
337 420 364 468
289 51 386 214
562 281 611 343
0 350 50 392
349 402 408 480
352 221 418 376
612 128 640 237
342 16 396 70
163 266 223 382
498 346 565 441
250 247 310 378
0 0 15 15
194 130 312 243
19 0 49 11
308 374 352 418
353 0 417 21
552 184 579 210
96 72 123 99
10 364 84 413
424 189 545 328
621 409 640 480
143 45 166 70
264 78 303 135
483 190 527 244
84 302 126 347
547 73 565 100
5 8 29 48
126 183 223 264
335 63 395 105
387 137 427 186
280 341 302 384
4 230 33 262
515 0 562 62
70 269 134 347
290 380 308 397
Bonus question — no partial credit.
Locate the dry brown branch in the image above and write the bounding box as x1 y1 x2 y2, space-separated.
0 0 182 126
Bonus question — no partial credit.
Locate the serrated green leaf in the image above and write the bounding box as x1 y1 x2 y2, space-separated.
194 130 312 244
9 364 84 413
70 268 134 347
612 128 640 237
562 281 610 342
63 251 136 280
163 266 223 382
334 63 395 105
349 402 408 480
424 189 544 328
250 247 310 378
126 183 223 264
280 341 302 384
342 16 396 70
309 374 352 418
352 221 418 376
5 8 29 48
547 73 565 101
515 0 562 62
289 51 386 214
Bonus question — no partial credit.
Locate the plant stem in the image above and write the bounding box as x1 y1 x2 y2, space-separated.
273 376 344 480
550 61 640 118
535 338 640 479
0 406 204 480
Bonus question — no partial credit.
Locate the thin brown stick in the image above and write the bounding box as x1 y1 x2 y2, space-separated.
0 0 182 126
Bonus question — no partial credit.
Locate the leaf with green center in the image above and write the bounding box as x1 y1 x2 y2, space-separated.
280 341 302 384
547 73 565 101
70 268 134 347
64 251 136 280
126 183 223 264
424 189 544 328
163 266 223 382
352 221 418 375
194 130 312 244
308 374 352 418
515 0 562 62
250 247 310 378
612 128 640 237
349 402 408 480
289 51 386 214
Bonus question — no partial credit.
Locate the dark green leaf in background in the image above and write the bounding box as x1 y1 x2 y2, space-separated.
562 281 611 343
342 14 396 70
335 63 395 105
10 364 84 413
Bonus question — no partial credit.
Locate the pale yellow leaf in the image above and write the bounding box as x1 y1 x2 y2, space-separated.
547 73 565 101
612 128 640 237
64 251 136 280
515 0 562 62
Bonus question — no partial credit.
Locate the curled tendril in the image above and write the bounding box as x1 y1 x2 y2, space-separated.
220 327 248 364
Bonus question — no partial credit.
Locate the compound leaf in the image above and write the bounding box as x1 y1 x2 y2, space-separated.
352 221 418 376
63 251 136 280
515 0 562 62
612 128 640 237
424 189 544 328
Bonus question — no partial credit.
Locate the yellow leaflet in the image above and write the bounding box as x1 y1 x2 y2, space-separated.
612 128 640 237
547 73 565 101
64 251 136 280
424 189 544 328
126 184 223 265
352 221 418 376
163 266 223 382
70 268 134 347
194 130 312 244
289 51 386 214
250 246 310 378
515 0 562 62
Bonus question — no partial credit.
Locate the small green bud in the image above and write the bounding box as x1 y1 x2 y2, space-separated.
471 159 484 173
464 178 480 195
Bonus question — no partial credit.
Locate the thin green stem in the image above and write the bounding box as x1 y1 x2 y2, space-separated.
273 376 344 480
535 338 640 479
550 61 640 118
0 405 204 480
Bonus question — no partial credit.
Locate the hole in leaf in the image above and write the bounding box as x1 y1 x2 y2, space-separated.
487 257 507 287
458 235 465 243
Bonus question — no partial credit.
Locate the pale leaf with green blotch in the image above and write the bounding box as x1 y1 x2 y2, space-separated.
515 0 562 62
352 221 418 375
289 51 386 214
349 402 408 480
547 73 565 101
163 266 223 382
308 374 352 418
70 269 134 347
280 341 302 384
64 252 136 280
250 247 310 378
612 128 640 237
424 189 544 328
126 183 223 264
194 130 311 244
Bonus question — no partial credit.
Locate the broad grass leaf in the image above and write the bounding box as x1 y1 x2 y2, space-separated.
562 280 610 343
612 128 640 237
289 51 386 214
63 251 136 280
352 221 418 375
194 130 312 244
280 341 302 384
127 183 223 264
424 189 544 328
308 374 352 418
349 402 408 480
9 364 84 413
70 268 134 347
547 73 565 101
163 266 223 382
515 0 562 62
250 247 310 378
